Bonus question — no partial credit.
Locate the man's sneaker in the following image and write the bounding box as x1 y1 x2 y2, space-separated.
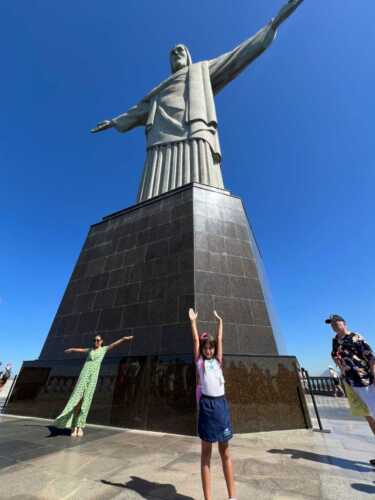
369 459 375 466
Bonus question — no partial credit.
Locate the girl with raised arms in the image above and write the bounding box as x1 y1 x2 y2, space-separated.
189 308 236 500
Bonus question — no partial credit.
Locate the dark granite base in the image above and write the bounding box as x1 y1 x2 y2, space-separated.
38 183 280 362
8 183 310 433
6 355 310 434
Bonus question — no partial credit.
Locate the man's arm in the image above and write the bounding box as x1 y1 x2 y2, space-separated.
360 337 375 381
91 100 149 134
331 339 344 370
371 360 375 382
209 0 303 94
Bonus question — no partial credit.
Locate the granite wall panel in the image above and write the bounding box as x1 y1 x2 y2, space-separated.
40 183 280 360
39 187 196 361
193 186 278 356
6 355 310 434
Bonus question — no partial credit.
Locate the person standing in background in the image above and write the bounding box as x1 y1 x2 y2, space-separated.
327 314 375 465
328 365 344 397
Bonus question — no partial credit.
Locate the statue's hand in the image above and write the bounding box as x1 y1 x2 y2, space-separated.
272 0 303 30
90 120 113 133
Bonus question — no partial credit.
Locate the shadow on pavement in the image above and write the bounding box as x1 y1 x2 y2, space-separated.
0 417 123 472
351 482 375 494
268 448 373 473
46 425 71 437
102 476 194 499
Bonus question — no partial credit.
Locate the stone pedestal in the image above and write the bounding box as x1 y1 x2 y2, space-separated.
6 183 311 433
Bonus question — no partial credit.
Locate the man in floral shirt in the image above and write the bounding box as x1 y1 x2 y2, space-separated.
328 314 375 465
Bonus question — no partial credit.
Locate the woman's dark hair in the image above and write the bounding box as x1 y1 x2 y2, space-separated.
93 335 104 346
199 335 217 359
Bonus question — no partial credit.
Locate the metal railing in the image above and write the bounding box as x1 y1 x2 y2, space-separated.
301 368 331 433
0 376 18 414
301 375 345 397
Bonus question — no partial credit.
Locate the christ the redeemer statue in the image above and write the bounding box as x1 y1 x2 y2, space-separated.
92 0 303 202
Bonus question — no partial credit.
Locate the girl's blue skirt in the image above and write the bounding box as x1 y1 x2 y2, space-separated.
198 395 233 443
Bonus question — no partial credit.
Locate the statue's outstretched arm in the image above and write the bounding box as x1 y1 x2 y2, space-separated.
91 120 112 133
209 0 304 94
91 99 149 134
271 0 304 30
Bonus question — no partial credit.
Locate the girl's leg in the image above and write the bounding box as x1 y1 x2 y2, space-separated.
218 441 236 499
201 440 212 500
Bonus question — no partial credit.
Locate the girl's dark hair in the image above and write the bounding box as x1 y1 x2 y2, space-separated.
199 335 217 359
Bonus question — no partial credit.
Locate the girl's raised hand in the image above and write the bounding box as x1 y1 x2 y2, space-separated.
189 308 198 321
213 310 222 321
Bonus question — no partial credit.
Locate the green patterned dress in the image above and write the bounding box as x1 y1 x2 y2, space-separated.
54 346 108 429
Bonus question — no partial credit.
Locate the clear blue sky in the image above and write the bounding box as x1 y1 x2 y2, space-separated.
1 0 374 375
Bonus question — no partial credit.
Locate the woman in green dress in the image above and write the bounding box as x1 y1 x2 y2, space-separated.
54 334 133 437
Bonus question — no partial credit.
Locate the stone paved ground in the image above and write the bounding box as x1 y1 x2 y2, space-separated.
0 396 374 499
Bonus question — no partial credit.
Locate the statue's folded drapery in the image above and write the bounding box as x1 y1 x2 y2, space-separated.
112 23 276 202
137 139 224 202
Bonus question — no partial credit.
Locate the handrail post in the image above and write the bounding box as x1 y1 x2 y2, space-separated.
301 368 331 434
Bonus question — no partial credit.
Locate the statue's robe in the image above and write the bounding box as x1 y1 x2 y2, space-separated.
112 23 276 202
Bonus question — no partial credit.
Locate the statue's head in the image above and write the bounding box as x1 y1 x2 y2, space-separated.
170 44 192 73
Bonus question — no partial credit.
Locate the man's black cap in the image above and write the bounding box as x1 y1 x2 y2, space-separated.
325 314 345 324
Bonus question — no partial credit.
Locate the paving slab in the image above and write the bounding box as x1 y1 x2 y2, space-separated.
0 396 374 499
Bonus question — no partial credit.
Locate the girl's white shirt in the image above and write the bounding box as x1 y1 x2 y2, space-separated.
196 357 225 397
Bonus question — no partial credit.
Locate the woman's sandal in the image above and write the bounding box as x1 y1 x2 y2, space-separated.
70 427 78 437
76 428 84 437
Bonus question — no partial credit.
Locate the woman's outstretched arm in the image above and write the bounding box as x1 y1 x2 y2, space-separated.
213 310 223 364
64 348 89 353
189 308 200 361
107 335 134 352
